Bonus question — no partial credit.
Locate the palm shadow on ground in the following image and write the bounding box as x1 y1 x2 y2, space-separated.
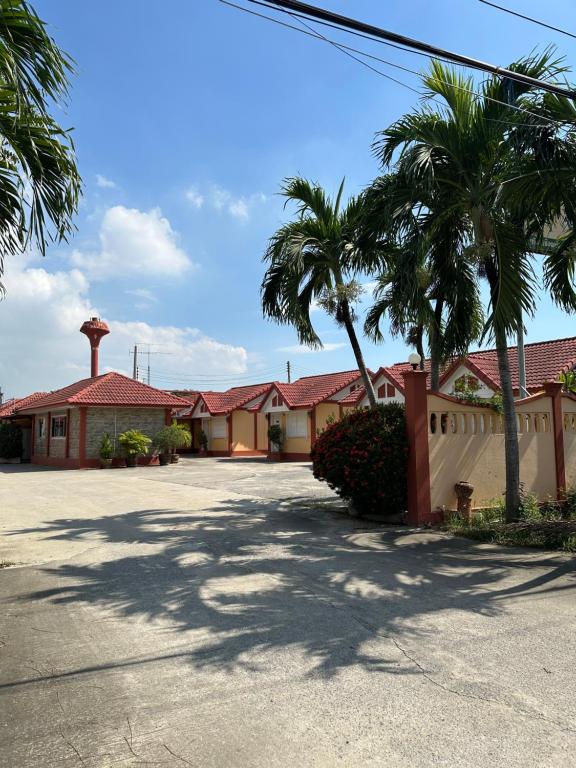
6 498 576 687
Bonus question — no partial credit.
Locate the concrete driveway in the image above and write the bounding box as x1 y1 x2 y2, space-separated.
1 457 576 767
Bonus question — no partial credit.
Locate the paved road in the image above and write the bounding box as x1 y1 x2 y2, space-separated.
1 458 576 767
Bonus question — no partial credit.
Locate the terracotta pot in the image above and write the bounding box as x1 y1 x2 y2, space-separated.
126 454 138 468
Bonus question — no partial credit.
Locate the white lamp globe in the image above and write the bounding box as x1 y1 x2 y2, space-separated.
408 352 422 369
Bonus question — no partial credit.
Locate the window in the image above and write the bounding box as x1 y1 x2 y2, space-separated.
272 394 284 408
37 417 46 439
211 417 226 439
286 411 307 438
377 384 386 399
350 384 357 393
387 384 395 398
51 415 67 438
200 402 207 413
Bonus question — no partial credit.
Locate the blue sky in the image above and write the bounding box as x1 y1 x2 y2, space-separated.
1 0 576 396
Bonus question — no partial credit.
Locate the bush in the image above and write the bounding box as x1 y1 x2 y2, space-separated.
154 423 192 453
117 429 151 457
0 422 23 459
311 403 407 516
99 433 114 460
267 423 284 451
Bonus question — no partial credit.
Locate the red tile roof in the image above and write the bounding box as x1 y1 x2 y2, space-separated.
195 383 273 416
265 370 363 410
0 392 47 418
438 336 576 392
15 373 190 412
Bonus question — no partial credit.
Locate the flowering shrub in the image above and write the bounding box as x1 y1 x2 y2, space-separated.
311 403 407 516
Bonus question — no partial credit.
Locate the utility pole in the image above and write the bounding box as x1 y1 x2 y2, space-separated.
0 387 3 405
251 0 576 98
132 345 138 380
286 360 291 383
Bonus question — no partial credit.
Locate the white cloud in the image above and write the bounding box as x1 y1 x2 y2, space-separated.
185 186 204 209
0 259 248 396
278 342 347 354
96 174 116 189
71 206 195 280
186 183 266 222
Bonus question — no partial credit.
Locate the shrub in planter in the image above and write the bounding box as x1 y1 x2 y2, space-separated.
0 422 23 461
117 429 151 467
267 423 284 453
154 423 192 465
199 429 209 454
311 403 407 517
99 433 114 469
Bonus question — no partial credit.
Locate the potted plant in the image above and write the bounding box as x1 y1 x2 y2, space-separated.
199 429 209 455
99 433 114 469
170 422 192 463
267 423 284 460
117 429 152 467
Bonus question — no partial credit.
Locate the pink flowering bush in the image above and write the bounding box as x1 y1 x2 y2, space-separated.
311 403 407 516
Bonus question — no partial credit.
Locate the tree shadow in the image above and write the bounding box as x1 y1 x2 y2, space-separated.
7 499 576 686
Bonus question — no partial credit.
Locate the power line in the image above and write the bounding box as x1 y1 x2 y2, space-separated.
221 0 563 129
243 0 576 98
478 0 576 40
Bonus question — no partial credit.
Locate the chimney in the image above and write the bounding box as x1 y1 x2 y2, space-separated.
80 317 110 378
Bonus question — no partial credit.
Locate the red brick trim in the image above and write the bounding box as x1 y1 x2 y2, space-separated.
310 408 316 448
79 407 87 467
231 450 267 456
46 411 51 457
32 455 80 469
254 412 258 451
228 415 233 454
165 408 172 425
207 450 231 457
31 415 35 457
65 408 71 458
402 370 432 526
267 452 311 462
544 381 566 498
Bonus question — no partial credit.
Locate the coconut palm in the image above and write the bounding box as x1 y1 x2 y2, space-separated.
374 54 576 520
261 177 379 407
362 174 483 389
0 0 81 292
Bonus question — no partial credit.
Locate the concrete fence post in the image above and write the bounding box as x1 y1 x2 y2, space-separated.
544 381 566 498
402 370 432 526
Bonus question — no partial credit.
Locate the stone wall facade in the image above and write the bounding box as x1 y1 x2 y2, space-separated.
85 407 168 459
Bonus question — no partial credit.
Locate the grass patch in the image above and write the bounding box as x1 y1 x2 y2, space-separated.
444 490 576 553
0 560 15 568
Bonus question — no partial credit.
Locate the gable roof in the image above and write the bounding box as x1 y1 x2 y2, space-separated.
0 392 47 418
194 382 274 416
15 373 190 413
263 369 363 410
339 367 405 406
438 336 576 392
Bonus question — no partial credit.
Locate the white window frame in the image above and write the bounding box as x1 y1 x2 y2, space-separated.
51 415 67 439
37 417 46 439
211 417 227 439
286 411 307 439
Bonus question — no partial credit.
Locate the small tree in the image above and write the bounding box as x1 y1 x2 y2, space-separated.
267 423 284 452
118 429 151 467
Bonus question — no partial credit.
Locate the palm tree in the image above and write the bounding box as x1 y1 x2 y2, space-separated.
373 54 576 520
362 175 483 389
261 177 378 407
0 0 81 292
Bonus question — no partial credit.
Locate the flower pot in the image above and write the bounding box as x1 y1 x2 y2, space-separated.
126 454 138 468
99 457 113 469
170 453 180 464
159 452 171 466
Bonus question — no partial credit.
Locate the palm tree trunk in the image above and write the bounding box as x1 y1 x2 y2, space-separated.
494 326 521 521
340 298 377 408
415 324 425 370
429 297 444 391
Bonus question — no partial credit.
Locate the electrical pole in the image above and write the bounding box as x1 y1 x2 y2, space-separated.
0 387 3 405
286 360 291 383
132 345 138 380
251 0 576 98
